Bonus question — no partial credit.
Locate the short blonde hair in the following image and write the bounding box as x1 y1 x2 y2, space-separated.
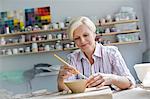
67 16 96 40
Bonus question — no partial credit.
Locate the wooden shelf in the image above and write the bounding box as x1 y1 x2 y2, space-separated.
100 19 139 26
0 40 142 57
0 28 67 37
0 18 141 57
0 29 140 47
0 49 62 57
103 40 143 46
63 47 78 51
96 29 140 36
0 47 78 57
0 20 139 38
0 38 69 47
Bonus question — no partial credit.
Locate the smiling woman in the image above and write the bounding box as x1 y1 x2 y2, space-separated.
73 24 96 56
57 16 136 92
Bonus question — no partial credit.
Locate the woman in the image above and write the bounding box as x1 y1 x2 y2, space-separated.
57 16 135 91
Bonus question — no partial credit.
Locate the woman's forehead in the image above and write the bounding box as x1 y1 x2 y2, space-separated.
73 24 92 36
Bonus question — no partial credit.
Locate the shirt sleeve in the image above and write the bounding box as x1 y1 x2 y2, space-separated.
109 46 136 86
65 54 77 81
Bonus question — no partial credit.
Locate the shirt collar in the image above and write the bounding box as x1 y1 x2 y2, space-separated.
79 42 102 60
94 42 102 58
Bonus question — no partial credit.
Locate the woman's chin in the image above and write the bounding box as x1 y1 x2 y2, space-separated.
81 46 90 52
81 46 88 50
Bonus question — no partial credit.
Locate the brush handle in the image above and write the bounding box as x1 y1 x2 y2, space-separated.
54 54 88 79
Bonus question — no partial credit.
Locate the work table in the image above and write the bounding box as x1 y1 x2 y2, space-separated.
14 87 150 99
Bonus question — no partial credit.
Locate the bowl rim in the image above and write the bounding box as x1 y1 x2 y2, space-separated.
64 79 87 83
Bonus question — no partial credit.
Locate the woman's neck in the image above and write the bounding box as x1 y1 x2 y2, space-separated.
84 52 94 64
84 44 96 64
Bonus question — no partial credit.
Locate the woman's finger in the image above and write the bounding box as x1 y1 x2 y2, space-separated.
86 75 97 86
63 65 78 74
90 77 104 87
87 74 103 87
59 70 73 79
59 67 73 79
96 82 105 88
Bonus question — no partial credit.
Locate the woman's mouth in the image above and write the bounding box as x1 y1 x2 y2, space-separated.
81 44 88 48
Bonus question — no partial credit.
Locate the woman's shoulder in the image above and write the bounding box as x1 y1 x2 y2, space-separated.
67 49 81 59
102 45 119 54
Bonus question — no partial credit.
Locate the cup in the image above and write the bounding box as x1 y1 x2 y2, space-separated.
52 23 59 30
7 49 12 55
105 28 110 33
57 34 62 39
43 25 49 30
32 43 38 52
25 47 30 53
45 45 50 51
65 43 70 48
20 35 25 43
12 48 18 54
100 18 106 24
48 34 53 40
19 48 24 53
106 15 112 22
59 22 65 29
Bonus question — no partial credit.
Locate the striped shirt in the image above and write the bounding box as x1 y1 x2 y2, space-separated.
66 43 135 85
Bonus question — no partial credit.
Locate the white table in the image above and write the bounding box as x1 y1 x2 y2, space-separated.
15 87 150 99
113 87 150 99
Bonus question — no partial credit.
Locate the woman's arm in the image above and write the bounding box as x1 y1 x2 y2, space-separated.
110 46 135 88
86 73 132 89
86 46 135 90
111 74 132 89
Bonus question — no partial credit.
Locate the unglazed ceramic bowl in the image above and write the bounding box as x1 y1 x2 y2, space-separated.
64 79 87 93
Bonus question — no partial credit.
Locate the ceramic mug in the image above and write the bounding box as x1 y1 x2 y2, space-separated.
52 23 59 30
12 48 18 54
59 22 65 29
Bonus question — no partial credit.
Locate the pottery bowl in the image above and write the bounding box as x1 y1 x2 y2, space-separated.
64 79 87 93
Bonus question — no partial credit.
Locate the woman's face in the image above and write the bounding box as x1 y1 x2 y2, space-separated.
73 24 96 53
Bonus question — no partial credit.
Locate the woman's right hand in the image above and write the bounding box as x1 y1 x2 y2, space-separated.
58 65 78 80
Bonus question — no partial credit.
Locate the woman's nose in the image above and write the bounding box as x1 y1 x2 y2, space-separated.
80 37 86 43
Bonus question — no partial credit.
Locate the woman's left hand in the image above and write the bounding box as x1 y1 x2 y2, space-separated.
86 73 115 88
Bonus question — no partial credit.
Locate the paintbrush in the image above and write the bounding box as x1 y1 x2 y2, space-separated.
53 54 88 79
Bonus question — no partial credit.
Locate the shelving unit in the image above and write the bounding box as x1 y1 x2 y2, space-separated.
0 47 78 57
96 19 142 45
100 19 139 26
0 26 75 57
0 38 69 47
0 28 67 37
0 29 141 47
0 19 142 57
97 29 141 36
103 40 142 46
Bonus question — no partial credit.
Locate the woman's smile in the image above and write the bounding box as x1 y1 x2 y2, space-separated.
80 43 89 49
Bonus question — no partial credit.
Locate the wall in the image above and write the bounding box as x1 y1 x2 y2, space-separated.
0 0 147 94
141 0 150 49
0 1 2 11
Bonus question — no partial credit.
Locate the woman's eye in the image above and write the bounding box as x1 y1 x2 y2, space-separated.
83 34 88 37
74 38 79 41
